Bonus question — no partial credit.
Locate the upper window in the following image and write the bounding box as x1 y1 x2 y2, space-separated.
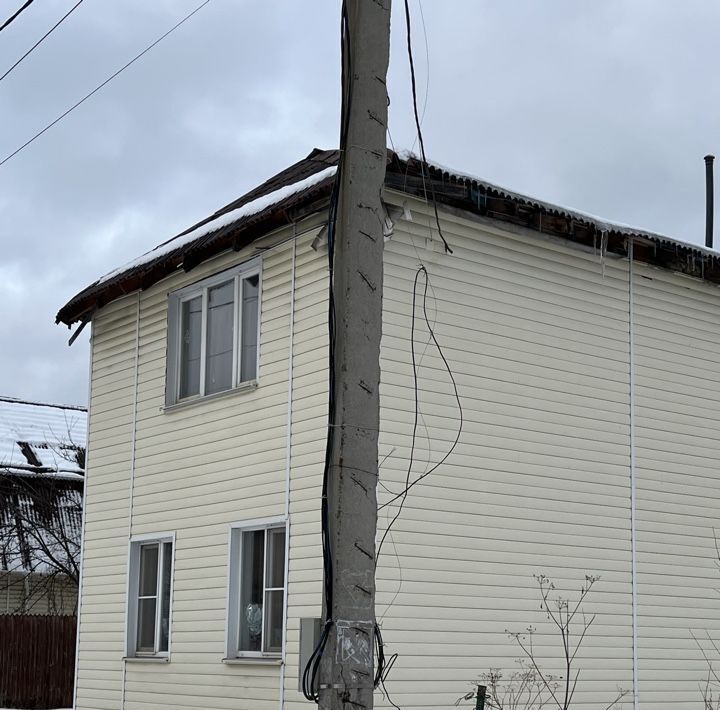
127 535 174 658
167 259 261 405
226 520 287 658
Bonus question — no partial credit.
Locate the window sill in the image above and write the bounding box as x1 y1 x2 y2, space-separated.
222 656 283 666
123 656 170 663
162 380 258 413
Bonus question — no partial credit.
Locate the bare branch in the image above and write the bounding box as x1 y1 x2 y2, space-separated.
462 575 626 710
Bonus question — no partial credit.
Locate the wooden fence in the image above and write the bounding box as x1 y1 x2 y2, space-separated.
0 614 76 709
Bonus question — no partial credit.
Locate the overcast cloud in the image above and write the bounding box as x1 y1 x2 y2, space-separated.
1 0 718 407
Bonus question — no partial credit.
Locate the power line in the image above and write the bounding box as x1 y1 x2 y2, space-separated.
0 0 35 34
0 0 211 168
0 0 86 84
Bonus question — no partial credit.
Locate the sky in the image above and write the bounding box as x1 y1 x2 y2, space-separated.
0 0 718 407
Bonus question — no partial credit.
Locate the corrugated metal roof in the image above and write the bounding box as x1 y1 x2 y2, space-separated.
0 397 84 576
0 397 86 478
56 148 720 326
0 480 82 574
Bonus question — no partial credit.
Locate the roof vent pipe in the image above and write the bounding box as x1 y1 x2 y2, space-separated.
705 154 715 249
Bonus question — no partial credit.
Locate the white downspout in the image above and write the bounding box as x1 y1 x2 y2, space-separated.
628 239 639 709
120 293 141 710
72 320 94 709
278 226 297 710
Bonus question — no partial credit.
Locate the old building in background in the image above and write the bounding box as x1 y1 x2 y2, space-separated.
0 396 85 613
0 396 86 710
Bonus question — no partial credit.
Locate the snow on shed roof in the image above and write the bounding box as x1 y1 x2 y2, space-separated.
0 397 86 479
56 147 720 327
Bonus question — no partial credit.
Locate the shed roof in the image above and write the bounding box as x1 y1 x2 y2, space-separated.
0 397 86 479
56 148 720 326
0 397 85 576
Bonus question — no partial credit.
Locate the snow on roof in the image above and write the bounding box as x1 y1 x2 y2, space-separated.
0 397 86 478
93 165 338 287
398 150 714 257
58 146 720 328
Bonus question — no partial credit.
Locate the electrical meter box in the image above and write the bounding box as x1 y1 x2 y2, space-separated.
298 617 322 692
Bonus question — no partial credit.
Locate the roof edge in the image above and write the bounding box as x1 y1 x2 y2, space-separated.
57 147 720 326
0 395 87 412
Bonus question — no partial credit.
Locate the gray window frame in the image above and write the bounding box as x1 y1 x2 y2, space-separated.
126 533 175 659
225 517 287 660
166 258 261 406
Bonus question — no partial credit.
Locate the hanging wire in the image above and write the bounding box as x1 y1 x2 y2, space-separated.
377 266 463 515
402 0 452 254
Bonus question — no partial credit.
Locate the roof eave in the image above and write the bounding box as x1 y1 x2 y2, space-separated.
55 181 335 327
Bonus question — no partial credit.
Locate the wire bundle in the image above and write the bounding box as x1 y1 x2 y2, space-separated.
301 0 352 702
303 2 463 705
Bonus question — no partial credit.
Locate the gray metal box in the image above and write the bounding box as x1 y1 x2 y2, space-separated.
298 617 322 693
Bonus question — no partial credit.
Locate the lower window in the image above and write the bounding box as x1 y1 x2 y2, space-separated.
227 521 286 658
127 535 174 657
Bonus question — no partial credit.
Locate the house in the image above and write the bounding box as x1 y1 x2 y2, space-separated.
57 148 720 710
0 396 86 615
0 397 85 710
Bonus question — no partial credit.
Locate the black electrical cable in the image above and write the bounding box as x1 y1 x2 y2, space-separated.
301 1 352 701
0 0 211 168
377 266 463 515
0 0 86 83
375 623 400 709
402 0 452 254
0 0 35 34
375 266 424 566
372 265 463 710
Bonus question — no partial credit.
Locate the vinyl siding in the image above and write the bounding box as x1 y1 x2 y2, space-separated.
75 293 137 710
633 262 720 710
76 220 328 710
77 193 720 710
372 197 633 710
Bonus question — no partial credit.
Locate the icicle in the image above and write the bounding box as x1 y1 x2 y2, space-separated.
599 229 608 278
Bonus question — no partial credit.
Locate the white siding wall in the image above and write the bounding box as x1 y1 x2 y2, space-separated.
77 294 137 709
77 195 720 710
76 221 328 710
633 263 720 709
374 198 633 709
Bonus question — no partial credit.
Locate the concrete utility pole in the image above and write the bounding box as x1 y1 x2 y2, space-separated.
319 1 392 709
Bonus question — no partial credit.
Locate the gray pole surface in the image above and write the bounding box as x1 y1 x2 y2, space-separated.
318 1 391 708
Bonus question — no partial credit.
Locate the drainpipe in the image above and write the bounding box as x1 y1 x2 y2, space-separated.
120 292 141 710
278 225 297 710
628 239 639 710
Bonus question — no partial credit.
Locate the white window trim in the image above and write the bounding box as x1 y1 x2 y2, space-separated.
225 516 287 660
126 532 176 659
166 257 262 407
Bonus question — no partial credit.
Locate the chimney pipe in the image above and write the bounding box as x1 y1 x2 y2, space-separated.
705 154 715 249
